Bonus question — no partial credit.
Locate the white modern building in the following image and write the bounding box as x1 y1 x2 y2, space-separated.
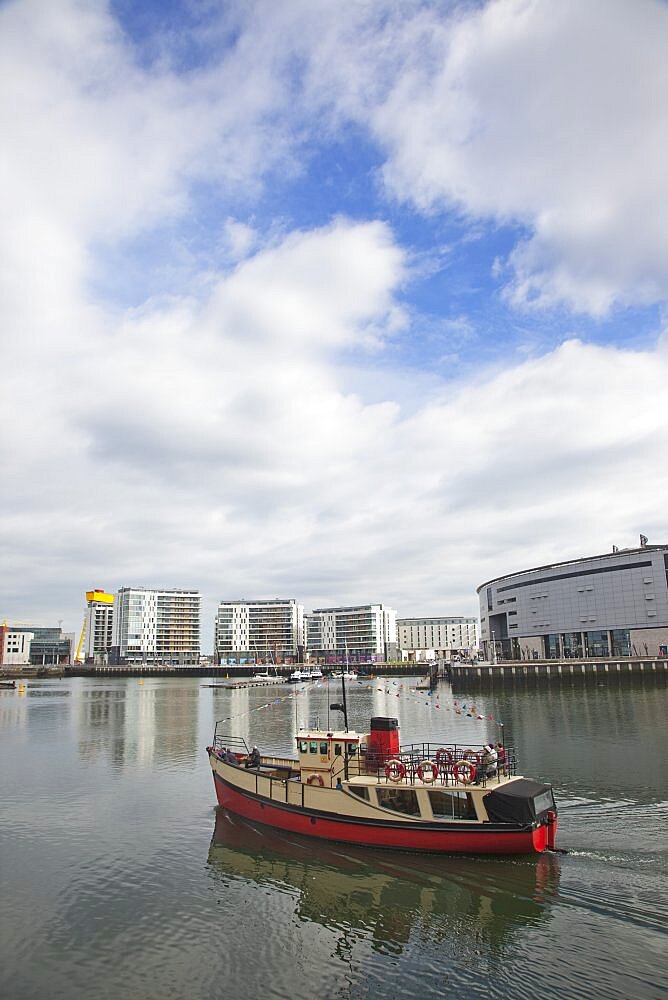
0 628 34 665
396 617 479 662
82 590 114 662
214 598 304 664
477 543 668 661
306 604 397 664
112 588 201 665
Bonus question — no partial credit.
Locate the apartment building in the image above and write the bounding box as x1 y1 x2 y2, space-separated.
306 604 397 663
396 616 479 661
82 590 115 662
112 588 201 665
214 598 304 664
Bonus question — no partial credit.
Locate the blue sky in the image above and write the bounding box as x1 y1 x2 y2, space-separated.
1 0 667 648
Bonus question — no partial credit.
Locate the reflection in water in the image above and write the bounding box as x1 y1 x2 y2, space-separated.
207 808 560 957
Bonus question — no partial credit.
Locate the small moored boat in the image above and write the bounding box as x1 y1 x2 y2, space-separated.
206 715 558 855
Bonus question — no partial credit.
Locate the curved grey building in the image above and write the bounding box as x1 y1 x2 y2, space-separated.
477 544 668 660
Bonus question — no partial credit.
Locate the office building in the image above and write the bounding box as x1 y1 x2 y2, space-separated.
0 626 34 665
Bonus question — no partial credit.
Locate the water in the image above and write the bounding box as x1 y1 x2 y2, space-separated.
0 674 666 1000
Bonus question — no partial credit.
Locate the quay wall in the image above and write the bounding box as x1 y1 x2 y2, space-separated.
8 660 665 683
448 658 668 688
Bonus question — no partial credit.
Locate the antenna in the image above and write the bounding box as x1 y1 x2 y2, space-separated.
341 671 349 733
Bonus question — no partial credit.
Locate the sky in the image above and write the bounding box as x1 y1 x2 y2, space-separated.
2 0 668 651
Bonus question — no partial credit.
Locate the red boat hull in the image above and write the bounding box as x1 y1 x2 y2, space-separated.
213 771 551 854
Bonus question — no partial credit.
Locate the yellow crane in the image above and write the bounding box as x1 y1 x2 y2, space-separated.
74 618 86 664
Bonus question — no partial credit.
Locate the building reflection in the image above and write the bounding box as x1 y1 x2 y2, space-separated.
207 809 560 955
72 680 201 768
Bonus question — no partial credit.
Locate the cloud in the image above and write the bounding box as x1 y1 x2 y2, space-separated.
284 0 668 315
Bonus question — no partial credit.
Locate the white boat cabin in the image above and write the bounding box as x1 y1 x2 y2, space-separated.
297 729 363 786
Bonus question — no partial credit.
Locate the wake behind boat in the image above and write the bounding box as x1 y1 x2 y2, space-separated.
206 715 558 855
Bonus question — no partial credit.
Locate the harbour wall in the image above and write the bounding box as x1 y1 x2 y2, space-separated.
448 658 668 688
55 658 668 683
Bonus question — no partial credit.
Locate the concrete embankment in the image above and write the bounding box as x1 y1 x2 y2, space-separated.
448 658 668 687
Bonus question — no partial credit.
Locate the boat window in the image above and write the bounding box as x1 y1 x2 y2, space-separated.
347 785 370 801
334 744 342 756
299 741 308 753
347 744 358 756
376 787 420 816
428 790 476 820
532 789 555 816
309 741 318 753
319 742 328 754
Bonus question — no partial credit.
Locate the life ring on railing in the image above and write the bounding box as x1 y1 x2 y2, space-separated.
462 749 483 766
435 747 453 768
417 760 439 783
307 774 324 787
385 759 406 782
454 760 476 785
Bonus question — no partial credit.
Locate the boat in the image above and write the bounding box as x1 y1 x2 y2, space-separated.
206 714 558 855
308 667 323 680
331 670 358 680
0 680 16 689
250 670 282 685
288 669 308 683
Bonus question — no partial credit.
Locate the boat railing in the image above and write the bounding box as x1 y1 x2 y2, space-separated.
365 742 517 788
212 728 249 755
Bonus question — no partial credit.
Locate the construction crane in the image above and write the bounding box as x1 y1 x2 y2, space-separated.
74 618 86 664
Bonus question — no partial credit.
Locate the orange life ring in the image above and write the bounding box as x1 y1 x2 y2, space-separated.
417 760 439 783
435 747 453 768
385 758 406 782
454 760 476 785
307 774 325 786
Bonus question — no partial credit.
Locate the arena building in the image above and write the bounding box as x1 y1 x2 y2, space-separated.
477 543 668 661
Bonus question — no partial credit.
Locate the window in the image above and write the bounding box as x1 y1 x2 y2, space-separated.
376 787 420 815
334 744 342 756
428 790 476 819
309 741 318 753
319 742 328 754
348 785 370 801
299 741 308 752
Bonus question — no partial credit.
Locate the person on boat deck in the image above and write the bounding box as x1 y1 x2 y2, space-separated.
495 742 507 774
224 748 237 765
246 746 261 769
481 744 498 779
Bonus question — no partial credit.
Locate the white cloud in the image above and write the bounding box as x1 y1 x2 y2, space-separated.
2 0 668 647
284 0 668 315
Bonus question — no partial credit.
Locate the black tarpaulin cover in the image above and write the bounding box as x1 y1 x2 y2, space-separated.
484 779 554 826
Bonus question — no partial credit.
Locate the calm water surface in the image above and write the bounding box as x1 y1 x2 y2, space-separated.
0 674 666 1000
